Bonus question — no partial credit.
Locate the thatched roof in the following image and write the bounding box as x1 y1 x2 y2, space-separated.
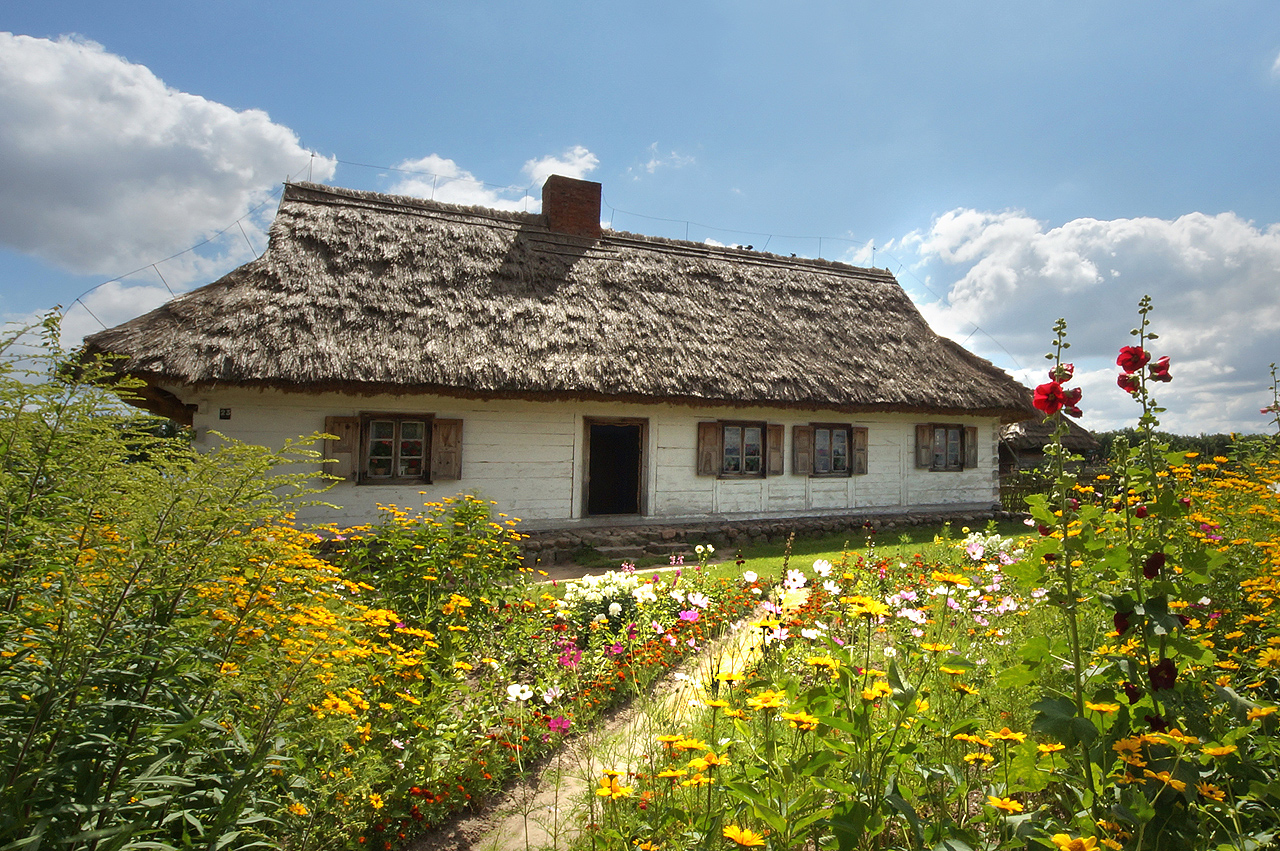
1001 417 1099 453
85 181 1034 420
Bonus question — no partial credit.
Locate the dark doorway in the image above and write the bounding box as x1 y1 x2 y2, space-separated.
586 423 643 516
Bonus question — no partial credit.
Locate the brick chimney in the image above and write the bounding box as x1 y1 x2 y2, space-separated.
542 175 602 239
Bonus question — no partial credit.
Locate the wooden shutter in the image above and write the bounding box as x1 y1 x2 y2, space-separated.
696 422 722 476
964 426 979 471
915 424 933 469
431 418 463 480
852 427 868 475
323 416 360 481
792 425 814 476
766 424 785 476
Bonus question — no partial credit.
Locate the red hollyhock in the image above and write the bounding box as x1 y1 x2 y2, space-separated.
1117 374 1141 395
1148 658 1177 691
1062 386 1083 418
1148 355 1171 382
1117 345 1150 373
1050 363 1074 382
1143 551 1166 579
1033 381 1066 415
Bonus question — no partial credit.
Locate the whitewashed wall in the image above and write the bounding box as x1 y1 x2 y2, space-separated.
173 386 1000 528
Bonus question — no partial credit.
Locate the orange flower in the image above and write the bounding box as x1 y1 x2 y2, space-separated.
987 796 1023 813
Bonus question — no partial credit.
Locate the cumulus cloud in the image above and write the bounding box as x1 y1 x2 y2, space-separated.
387 146 598 212
0 33 335 276
902 209 1280 434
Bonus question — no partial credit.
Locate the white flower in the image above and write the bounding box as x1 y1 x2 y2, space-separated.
741 570 758 584
506 683 533 702
542 685 564 704
801 627 820 640
687 591 711 609
695 544 705 554
783 569 808 591
812 559 833 577
822 579 839 595
592 613 608 624
883 646 898 658
608 602 622 617
669 589 685 604
705 544 715 554
632 584 658 605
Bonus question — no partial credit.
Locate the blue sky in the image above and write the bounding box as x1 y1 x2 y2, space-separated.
3 2 1279 433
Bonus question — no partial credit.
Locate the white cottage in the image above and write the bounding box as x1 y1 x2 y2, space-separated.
85 176 1033 530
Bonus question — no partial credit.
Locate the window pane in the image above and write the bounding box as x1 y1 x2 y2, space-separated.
369 420 395 477
832 429 848 472
933 427 947 469
400 421 425 440
743 427 762 473
814 427 831 474
946 428 962 468
723 426 741 472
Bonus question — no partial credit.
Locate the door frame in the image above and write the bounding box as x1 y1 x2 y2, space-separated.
582 416 649 517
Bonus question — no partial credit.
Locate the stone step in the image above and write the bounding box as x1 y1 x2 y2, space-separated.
592 545 648 560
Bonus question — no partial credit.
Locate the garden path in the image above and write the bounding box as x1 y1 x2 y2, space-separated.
403 597 772 851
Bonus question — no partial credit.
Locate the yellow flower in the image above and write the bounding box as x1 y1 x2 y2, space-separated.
987 727 1027 743
368 793 385 810
964 752 994 766
1050 835 1098 851
1246 706 1277 721
287 802 309 816
954 733 993 748
987 796 1023 813
861 681 892 701
953 682 978 695
655 768 687 781
781 710 819 731
595 773 632 800
1201 744 1238 758
1143 769 1187 792
674 737 711 752
1197 781 1226 802
1258 648 1280 668
920 642 952 653
1037 742 1067 756
931 571 971 587
746 690 787 711
1084 701 1120 714
723 825 767 847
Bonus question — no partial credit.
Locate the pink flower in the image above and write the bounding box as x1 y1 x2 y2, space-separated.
1117 374 1141 395
548 716 571 733
679 609 699 622
1117 346 1150 373
1148 356 1171 383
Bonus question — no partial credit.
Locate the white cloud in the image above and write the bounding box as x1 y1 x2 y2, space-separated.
387 146 599 212
0 33 335 276
904 209 1280 434
628 142 695 178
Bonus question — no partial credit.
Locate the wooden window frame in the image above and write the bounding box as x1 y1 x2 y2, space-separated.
697 421 782 478
915 423 979 473
338 413 464 484
793 424 868 477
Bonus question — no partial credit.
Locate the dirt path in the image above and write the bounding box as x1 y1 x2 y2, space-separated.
403 603 769 851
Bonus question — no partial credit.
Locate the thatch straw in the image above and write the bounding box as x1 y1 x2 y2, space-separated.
85 182 1034 420
1001 417 1099 453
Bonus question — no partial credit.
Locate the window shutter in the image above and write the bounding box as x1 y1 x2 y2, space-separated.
766 424 784 476
915 424 933 469
852 427 868 475
792 425 814 476
964 426 979 470
323 416 360 481
431 418 463 481
696 422 722 476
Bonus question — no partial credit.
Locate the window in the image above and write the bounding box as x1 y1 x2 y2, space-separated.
793 424 867 476
696 421 784 477
915 424 979 472
323 415 463 483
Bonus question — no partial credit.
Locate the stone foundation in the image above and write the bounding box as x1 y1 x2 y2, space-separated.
519 508 1024 567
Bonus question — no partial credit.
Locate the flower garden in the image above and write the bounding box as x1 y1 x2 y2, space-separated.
1 303 1278 850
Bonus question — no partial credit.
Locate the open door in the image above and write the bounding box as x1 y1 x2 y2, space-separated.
584 419 647 516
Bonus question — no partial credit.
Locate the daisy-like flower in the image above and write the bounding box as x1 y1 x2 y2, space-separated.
746 690 787 711
674 737 712 752
1050 835 1098 851
1143 769 1187 792
1084 701 1120 714
596 771 633 800
964 752 994 766
987 796 1023 814
1196 781 1226 802
1201 744 1238 758
953 682 978 696
506 683 533 702
931 570 971 587
1257 648 1280 668
954 733 993 748
781 710 819 731
1037 742 1067 756
1246 706 1277 722
987 727 1027 743
655 768 687 781
723 825 767 847
861 681 892 702
920 642 952 653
